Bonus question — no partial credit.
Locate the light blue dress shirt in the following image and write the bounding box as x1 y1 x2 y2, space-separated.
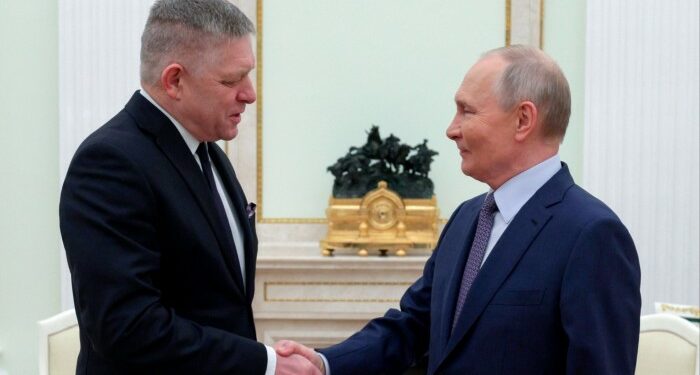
483 154 562 265
319 154 562 375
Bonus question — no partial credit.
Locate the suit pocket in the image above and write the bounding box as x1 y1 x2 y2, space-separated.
490 289 544 306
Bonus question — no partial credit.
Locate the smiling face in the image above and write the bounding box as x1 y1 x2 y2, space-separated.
176 36 256 141
445 55 521 189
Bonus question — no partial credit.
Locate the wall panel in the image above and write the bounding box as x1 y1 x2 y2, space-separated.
584 0 699 313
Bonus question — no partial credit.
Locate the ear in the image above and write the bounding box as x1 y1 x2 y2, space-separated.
160 63 185 100
514 101 538 142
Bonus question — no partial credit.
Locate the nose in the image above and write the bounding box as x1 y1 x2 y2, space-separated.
237 76 256 104
446 115 461 141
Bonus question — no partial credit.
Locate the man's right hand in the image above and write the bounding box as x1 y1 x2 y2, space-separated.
274 340 325 374
275 353 322 375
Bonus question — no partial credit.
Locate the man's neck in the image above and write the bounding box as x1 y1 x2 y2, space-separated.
139 87 202 153
488 147 559 190
141 85 171 114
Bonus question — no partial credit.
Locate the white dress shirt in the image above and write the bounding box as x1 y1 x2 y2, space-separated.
139 89 276 375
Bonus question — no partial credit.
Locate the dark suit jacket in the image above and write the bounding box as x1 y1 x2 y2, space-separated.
320 165 641 375
59 92 267 374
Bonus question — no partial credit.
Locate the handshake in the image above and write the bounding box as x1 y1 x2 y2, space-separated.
274 340 326 375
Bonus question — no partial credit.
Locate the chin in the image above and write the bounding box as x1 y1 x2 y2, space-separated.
460 162 473 176
220 134 237 142
220 128 239 141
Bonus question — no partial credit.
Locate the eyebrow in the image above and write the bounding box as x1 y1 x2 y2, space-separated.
220 67 253 80
221 73 245 81
221 62 255 77
455 96 473 110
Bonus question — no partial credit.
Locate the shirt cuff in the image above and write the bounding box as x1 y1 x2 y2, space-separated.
264 345 277 375
318 352 331 375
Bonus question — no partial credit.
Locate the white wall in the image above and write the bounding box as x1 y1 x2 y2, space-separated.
260 0 506 219
0 1 61 374
58 0 153 310
584 0 700 313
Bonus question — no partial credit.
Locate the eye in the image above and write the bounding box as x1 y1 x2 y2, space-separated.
220 77 243 87
456 102 474 115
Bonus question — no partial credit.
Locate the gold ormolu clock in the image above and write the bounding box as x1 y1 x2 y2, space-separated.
320 181 439 256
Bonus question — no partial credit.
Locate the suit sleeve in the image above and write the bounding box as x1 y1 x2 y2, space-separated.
318 255 434 375
318 204 465 375
59 141 267 374
560 217 641 375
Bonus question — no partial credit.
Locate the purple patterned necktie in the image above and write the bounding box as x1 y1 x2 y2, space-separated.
452 192 498 332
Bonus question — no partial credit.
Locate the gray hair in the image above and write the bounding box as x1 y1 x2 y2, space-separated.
140 0 255 84
483 45 571 141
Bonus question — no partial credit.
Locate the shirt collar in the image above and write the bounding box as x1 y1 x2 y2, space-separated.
139 88 201 155
492 154 562 224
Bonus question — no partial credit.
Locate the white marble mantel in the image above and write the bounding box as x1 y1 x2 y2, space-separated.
253 254 428 347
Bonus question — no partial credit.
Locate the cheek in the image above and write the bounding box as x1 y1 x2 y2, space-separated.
221 91 239 107
461 121 484 146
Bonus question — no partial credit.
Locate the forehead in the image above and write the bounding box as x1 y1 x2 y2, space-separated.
203 36 256 73
456 56 507 102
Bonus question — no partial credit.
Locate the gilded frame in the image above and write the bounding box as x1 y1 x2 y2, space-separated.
254 0 544 223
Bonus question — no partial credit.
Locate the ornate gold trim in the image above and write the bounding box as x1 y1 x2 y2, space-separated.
506 0 512 46
263 281 413 303
255 1 520 223
505 0 545 48
256 0 265 222
539 0 545 48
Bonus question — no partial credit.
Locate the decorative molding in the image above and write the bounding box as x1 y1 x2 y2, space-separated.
253 254 427 343
257 254 431 269
263 281 413 303
254 1 544 224
583 0 699 313
506 0 544 48
261 329 360 347
255 0 265 222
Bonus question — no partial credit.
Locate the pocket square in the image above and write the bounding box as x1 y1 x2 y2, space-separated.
246 202 256 219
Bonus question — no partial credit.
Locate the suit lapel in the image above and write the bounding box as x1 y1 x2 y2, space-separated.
436 165 575 369
433 202 481 355
209 144 257 301
443 204 552 354
124 92 246 298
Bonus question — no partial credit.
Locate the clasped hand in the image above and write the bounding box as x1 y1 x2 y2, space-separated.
274 340 325 375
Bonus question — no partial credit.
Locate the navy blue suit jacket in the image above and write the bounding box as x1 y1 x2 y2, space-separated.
59 92 267 374
320 165 641 374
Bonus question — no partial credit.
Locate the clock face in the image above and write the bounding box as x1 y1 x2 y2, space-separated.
368 197 398 230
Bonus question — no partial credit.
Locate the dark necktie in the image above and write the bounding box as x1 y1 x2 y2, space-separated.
452 192 498 331
196 143 243 286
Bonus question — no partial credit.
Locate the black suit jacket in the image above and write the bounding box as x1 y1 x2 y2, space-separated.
60 92 266 374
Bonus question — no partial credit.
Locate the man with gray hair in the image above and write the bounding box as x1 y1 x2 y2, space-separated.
275 45 642 374
60 0 319 373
